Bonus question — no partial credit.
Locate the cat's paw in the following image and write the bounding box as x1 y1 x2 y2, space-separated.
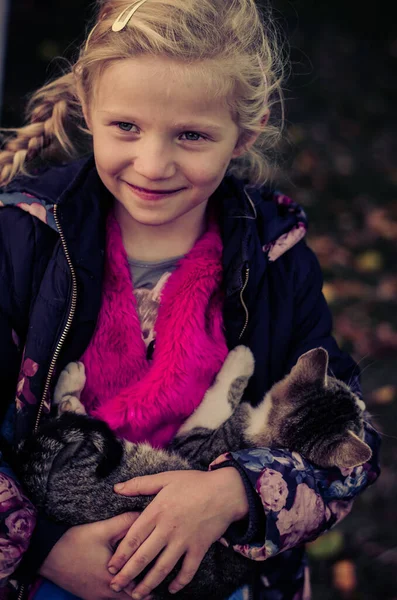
222 346 255 380
54 362 86 406
58 395 87 415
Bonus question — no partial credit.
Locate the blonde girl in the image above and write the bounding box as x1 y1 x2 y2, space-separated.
0 1 380 599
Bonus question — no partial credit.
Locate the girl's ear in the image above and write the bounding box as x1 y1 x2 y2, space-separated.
231 111 269 158
81 101 92 131
232 132 260 158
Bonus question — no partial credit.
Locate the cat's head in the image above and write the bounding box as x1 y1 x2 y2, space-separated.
266 348 372 470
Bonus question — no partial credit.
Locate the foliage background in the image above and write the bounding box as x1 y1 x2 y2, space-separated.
2 1 396 597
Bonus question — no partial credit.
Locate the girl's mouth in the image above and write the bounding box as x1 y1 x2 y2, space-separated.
126 182 185 201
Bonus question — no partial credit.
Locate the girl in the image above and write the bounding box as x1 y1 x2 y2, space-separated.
0 0 380 599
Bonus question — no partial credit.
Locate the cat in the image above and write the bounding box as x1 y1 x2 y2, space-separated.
16 346 372 600
133 272 171 347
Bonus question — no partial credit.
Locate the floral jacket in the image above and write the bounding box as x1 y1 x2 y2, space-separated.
0 156 380 599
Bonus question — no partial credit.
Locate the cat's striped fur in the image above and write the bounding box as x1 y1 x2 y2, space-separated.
16 346 371 599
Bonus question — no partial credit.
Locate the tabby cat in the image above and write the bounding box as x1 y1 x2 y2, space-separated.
16 347 371 600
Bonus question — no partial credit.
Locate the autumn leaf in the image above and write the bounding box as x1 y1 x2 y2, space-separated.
370 385 396 404
355 250 383 272
306 530 344 560
333 560 357 593
322 282 337 303
376 276 397 300
366 208 397 240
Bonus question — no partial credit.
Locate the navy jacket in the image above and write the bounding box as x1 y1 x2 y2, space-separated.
0 156 380 598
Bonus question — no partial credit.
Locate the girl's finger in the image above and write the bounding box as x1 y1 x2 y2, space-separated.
109 516 155 573
110 529 168 591
124 581 137 597
168 549 204 593
108 512 142 548
125 545 184 599
114 473 169 496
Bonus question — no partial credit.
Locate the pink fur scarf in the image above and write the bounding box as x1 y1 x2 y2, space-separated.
80 212 229 448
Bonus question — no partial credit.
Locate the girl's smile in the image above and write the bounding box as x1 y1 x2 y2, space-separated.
125 181 186 202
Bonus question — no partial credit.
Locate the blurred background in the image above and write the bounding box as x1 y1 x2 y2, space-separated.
1 0 396 597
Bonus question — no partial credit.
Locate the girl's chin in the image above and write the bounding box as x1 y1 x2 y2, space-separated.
118 206 183 227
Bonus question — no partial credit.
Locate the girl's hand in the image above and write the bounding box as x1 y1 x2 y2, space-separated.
108 468 249 599
40 513 140 600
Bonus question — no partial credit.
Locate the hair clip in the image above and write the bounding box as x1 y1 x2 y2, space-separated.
112 0 148 32
84 12 108 53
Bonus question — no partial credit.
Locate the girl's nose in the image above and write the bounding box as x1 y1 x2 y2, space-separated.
132 138 177 180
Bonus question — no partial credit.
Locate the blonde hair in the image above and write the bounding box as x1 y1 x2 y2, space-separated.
0 0 287 187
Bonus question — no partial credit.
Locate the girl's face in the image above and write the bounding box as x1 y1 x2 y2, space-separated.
85 56 254 231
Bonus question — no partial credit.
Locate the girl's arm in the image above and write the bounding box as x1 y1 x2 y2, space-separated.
105 244 380 599
0 209 38 583
209 243 381 560
0 206 139 600
0 205 71 585
209 423 379 560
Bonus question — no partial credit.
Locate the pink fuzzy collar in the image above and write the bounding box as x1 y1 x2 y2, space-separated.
80 212 228 448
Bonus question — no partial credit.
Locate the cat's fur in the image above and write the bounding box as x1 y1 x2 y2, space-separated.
16 347 371 600
133 273 171 345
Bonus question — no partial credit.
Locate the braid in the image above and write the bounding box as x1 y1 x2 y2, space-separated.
0 73 88 187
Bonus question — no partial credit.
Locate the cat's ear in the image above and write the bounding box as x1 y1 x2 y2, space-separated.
328 430 372 469
269 347 330 406
151 272 171 301
292 347 329 386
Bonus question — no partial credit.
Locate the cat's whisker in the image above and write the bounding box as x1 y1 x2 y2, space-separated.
354 353 373 369
374 432 397 441
342 354 376 390
354 359 381 388
362 420 386 435
356 360 379 380
328 367 336 379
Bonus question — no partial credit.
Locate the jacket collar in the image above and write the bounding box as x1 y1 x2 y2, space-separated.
4 156 258 293
3 155 306 302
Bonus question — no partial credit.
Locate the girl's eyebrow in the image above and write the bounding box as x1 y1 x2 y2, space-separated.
100 110 223 133
171 121 223 133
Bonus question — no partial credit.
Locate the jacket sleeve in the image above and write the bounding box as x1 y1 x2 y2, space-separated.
0 208 38 584
209 243 381 560
0 206 68 584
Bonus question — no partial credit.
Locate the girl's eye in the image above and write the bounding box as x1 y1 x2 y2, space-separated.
115 123 206 141
181 131 205 142
117 122 134 132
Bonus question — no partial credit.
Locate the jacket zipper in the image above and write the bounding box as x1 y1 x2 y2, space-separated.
18 206 77 600
238 266 250 340
237 185 256 342
34 202 78 433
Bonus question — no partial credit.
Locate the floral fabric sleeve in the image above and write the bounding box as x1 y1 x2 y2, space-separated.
209 421 380 561
0 199 39 583
208 241 378 561
0 469 36 584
